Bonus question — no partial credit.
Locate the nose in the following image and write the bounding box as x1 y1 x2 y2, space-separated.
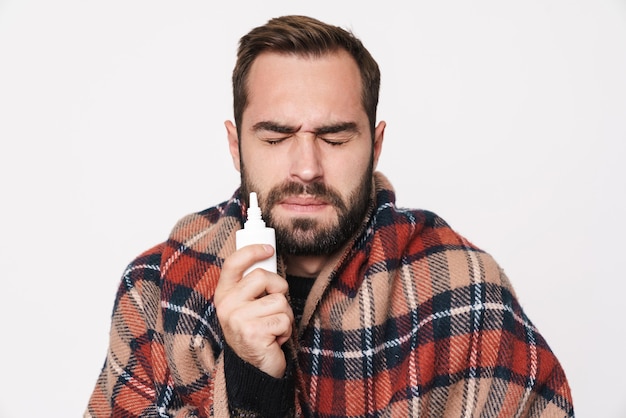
289 136 323 183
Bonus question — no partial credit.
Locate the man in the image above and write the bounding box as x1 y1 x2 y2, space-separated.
86 15 574 417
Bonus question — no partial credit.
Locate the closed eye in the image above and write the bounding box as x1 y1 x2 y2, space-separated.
317 122 358 146
263 136 290 145
320 137 348 146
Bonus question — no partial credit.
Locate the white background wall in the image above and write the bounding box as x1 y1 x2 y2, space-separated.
1 1 624 416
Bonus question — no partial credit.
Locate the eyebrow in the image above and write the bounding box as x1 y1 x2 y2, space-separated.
252 121 297 134
252 121 358 135
316 122 358 135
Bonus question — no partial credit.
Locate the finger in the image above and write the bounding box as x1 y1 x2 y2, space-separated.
231 293 293 324
219 244 275 287
236 311 293 345
265 312 293 343
237 269 289 300
215 270 287 322
223 294 293 345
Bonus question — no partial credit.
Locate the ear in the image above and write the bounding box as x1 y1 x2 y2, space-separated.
372 121 386 169
225 120 241 172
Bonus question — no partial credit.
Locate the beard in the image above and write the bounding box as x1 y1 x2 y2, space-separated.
240 163 373 256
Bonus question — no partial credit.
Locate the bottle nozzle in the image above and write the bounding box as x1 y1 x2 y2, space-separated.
250 192 259 212
245 192 265 225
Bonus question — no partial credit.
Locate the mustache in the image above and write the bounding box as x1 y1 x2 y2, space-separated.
264 181 347 212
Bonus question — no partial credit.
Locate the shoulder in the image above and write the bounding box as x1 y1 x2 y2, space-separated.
383 206 509 291
372 175 480 255
123 243 166 284
376 203 472 252
170 195 242 237
153 194 245 297
112 242 166 312
118 193 243 289
166 195 244 252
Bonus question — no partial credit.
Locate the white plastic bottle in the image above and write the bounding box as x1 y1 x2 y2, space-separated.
236 192 277 276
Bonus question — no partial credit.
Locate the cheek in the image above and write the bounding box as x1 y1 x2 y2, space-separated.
241 152 287 192
327 155 370 189
242 148 280 173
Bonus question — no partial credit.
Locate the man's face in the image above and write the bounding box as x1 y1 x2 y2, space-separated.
226 51 385 255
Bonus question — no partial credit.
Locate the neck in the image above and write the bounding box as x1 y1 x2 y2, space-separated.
284 254 330 278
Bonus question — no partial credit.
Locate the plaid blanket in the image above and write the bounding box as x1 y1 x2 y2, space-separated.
86 172 574 417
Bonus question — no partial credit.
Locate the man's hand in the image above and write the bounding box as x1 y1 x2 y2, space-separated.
214 244 293 378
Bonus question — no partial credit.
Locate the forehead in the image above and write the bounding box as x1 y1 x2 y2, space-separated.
243 50 365 128
247 49 361 85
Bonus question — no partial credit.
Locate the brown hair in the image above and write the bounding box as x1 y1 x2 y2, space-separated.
232 15 380 138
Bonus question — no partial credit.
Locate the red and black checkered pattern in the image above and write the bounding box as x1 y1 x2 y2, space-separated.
86 173 573 417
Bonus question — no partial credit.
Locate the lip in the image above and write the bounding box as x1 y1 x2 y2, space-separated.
278 195 330 213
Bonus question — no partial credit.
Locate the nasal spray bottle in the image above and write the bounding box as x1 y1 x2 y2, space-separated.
236 192 277 276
